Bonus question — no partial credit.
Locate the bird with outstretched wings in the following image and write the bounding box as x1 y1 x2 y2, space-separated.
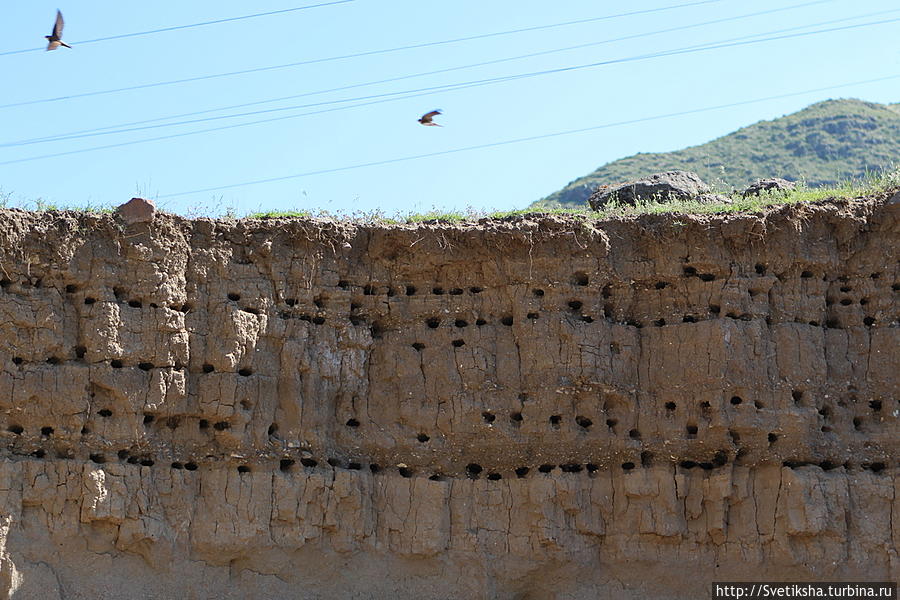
418 110 442 126
46 10 71 51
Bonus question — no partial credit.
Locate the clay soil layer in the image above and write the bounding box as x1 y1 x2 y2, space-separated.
0 195 897 599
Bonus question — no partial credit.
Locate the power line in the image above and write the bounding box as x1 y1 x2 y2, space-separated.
0 80 511 167
0 1 356 57
0 0 726 108
1 13 898 164
2 0 849 148
155 74 900 199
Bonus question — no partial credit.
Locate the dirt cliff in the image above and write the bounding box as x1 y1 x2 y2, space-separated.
0 193 897 599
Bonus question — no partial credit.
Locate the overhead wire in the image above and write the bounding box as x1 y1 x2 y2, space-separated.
0 0 729 108
1 12 898 165
153 74 900 199
1 0 854 148
0 0 356 57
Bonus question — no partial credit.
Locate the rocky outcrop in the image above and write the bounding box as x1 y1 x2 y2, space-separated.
743 178 797 197
588 170 711 209
0 193 897 599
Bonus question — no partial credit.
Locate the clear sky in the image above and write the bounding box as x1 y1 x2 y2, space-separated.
0 0 897 216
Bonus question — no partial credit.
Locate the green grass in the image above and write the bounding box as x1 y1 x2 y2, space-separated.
243 168 899 224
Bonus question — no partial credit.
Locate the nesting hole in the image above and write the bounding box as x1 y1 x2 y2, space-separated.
300 458 318 468
237 465 251 474
425 317 441 329
730 396 743 406
238 368 253 377
537 464 554 473
664 401 677 411
41 426 54 436
621 462 635 471
89 453 106 464
227 293 241 301
575 416 593 429
97 409 112 418
111 359 123 369
7 425 23 435
686 424 698 437
412 343 425 351
628 429 641 439
515 467 530 478
500 316 514 326
465 463 483 479
768 433 778 444
416 433 430 443
452 339 465 348
346 418 360 427
532 288 544 297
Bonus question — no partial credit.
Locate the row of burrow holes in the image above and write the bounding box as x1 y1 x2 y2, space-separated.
4 391 890 477
4 267 894 334
4 387 888 444
11 269 896 370
5 442 888 480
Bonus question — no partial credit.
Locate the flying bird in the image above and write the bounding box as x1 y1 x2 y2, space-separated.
418 110 442 127
45 10 71 51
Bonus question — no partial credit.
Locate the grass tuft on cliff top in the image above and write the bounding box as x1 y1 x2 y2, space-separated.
247 167 899 224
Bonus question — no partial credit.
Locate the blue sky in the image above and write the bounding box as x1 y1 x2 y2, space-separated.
0 0 897 216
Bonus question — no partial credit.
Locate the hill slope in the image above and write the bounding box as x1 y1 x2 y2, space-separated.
536 99 900 208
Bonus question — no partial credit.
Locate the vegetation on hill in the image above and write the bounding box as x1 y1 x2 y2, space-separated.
534 99 900 208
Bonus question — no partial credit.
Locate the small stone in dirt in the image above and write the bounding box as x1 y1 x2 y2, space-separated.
742 178 796 198
117 197 156 224
588 171 711 210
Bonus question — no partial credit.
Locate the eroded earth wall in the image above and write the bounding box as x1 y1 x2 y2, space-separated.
0 195 898 599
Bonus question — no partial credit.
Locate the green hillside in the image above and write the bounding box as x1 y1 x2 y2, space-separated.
535 99 900 208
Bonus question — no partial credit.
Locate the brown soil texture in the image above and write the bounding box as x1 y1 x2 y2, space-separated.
0 194 898 599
